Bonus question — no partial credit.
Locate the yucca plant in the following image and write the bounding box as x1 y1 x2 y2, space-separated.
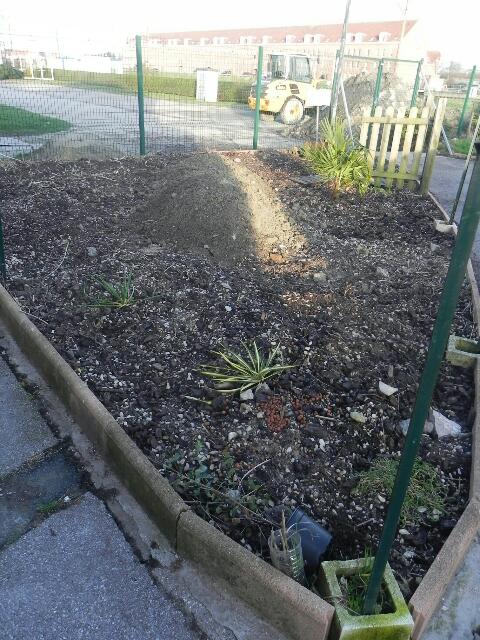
90 272 136 309
303 119 372 198
199 341 294 395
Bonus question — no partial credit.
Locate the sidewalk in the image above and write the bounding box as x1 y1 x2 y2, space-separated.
430 155 478 277
0 355 201 640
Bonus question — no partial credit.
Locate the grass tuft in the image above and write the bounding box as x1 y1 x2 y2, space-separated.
353 458 445 525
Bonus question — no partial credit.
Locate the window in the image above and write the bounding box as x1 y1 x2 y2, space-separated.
289 56 311 83
285 34 296 44
239 35 248 44
262 35 272 44
269 54 286 79
313 34 325 43
304 34 314 44
200 38 209 45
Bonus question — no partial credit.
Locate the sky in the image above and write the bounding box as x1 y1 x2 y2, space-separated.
0 0 479 66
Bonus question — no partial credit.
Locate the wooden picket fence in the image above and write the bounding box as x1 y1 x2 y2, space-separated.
359 98 447 194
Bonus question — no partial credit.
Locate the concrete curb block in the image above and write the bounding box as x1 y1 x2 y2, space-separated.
0 283 334 640
407 193 480 638
429 190 480 499
409 498 480 639
177 511 334 640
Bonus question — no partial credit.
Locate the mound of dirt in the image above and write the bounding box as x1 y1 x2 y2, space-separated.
131 152 304 265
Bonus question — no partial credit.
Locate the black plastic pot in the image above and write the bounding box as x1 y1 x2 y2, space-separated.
287 507 332 572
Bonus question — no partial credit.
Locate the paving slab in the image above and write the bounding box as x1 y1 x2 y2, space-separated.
0 492 200 640
0 449 83 547
422 534 480 640
0 358 57 477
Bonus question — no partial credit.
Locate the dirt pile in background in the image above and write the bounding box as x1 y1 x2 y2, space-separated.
285 72 412 140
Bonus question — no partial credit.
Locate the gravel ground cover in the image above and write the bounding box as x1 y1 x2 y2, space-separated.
0 150 474 598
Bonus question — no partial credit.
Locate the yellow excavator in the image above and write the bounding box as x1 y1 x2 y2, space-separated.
248 52 331 124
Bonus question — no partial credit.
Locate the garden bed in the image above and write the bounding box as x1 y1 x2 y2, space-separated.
0 150 475 599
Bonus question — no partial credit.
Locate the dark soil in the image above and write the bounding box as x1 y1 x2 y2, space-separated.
0 150 474 599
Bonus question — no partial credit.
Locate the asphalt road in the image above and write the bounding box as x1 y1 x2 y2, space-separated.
0 80 300 158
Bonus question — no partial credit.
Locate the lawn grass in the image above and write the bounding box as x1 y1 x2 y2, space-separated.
452 138 473 154
0 105 70 135
51 69 252 104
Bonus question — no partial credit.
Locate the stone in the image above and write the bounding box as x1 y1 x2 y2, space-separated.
434 219 454 235
350 411 367 424
379 380 398 396
430 243 441 253
86 246 98 258
430 410 461 439
376 267 389 278
239 389 254 401
142 244 162 256
255 382 271 395
399 417 434 437
239 403 252 416
227 432 238 442
312 272 327 283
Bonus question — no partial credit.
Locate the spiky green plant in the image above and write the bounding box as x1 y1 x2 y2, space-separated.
353 458 445 525
199 341 294 395
90 272 136 309
302 119 372 198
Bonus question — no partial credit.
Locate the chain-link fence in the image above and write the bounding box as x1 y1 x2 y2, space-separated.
0 32 424 160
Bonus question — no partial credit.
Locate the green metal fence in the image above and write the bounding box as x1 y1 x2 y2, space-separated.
0 32 424 160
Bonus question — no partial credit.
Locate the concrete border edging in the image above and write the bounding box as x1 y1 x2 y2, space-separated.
0 284 334 640
177 511 334 640
409 497 480 639
406 193 480 639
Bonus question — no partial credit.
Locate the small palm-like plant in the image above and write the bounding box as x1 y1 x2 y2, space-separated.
199 341 294 394
90 272 135 309
303 119 372 198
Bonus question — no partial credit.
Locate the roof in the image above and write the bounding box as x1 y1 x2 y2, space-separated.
146 20 417 44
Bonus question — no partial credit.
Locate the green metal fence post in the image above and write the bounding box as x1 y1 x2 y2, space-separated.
363 141 480 614
372 58 384 112
410 58 423 108
135 35 146 156
0 210 5 282
457 65 477 136
252 46 264 150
